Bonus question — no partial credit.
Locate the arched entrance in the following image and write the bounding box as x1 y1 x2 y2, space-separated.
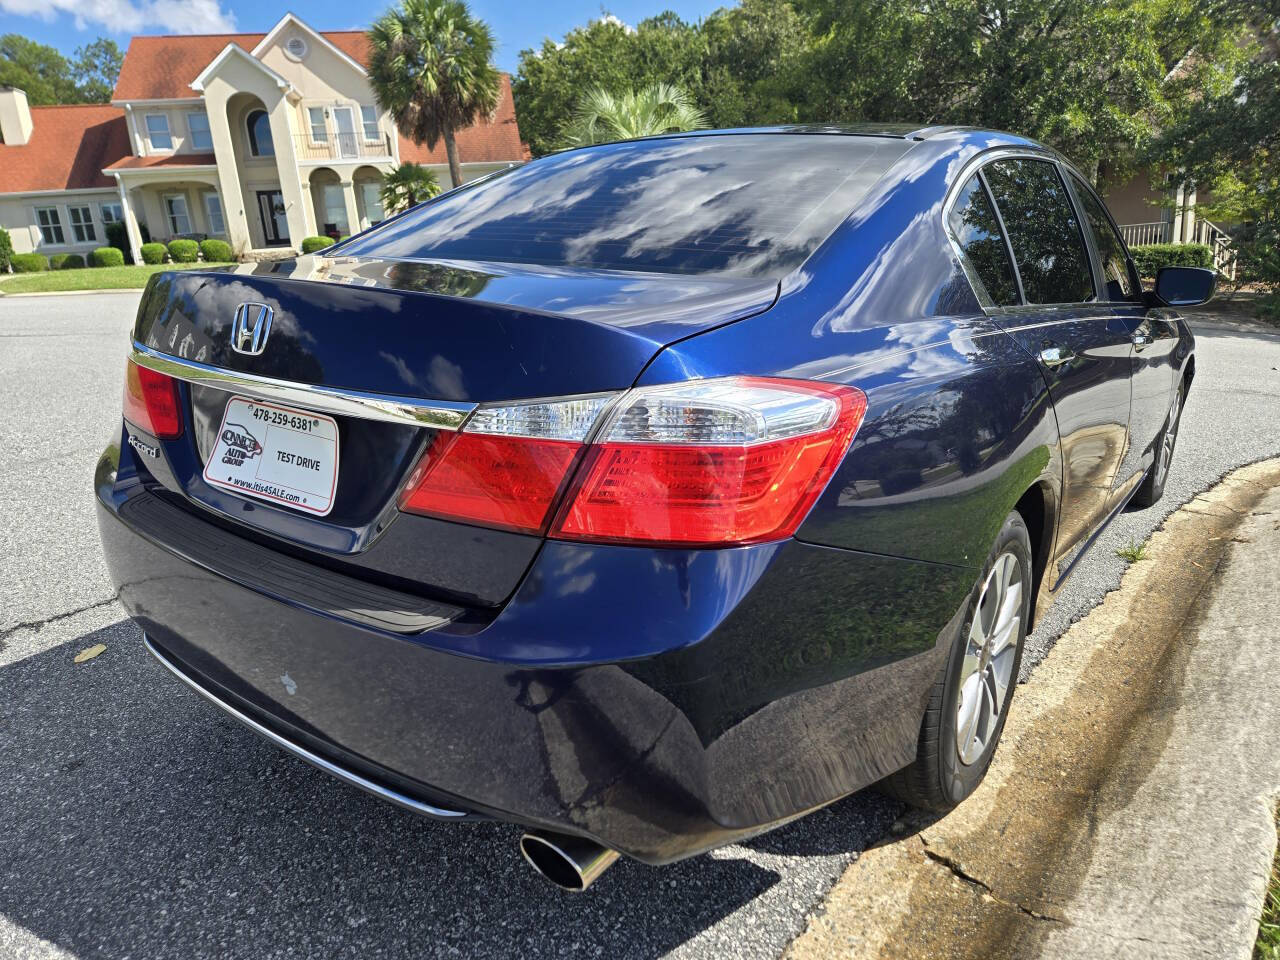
226 92 288 247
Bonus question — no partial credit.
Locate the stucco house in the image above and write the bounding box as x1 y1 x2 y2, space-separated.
0 13 527 263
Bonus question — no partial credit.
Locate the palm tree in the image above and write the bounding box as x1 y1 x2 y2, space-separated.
558 84 709 149
368 0 501 189
380 162 442 213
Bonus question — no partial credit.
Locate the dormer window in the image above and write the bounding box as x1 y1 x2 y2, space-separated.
146 114 173 150
247 109 275 157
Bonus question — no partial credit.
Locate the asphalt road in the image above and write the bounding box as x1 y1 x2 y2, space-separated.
1 292 1277 960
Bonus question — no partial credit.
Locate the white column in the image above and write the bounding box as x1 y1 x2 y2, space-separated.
116 176 143 265
1182 185 1197 244
339 180 360 238
1170 183 1185 245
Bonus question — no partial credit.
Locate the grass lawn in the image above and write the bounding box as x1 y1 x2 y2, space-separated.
0 262 235 295
1258 814 1280 960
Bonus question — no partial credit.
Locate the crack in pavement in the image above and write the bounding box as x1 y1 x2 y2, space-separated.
920 845 1068 925
0 597 120 645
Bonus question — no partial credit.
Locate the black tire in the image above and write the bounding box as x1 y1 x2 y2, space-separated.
882 510 1033 811
1130 382 1185 509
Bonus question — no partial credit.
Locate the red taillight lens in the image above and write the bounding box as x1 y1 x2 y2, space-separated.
552 386 865 546
123 360 182 439
398 378 866 545
400 432 582 534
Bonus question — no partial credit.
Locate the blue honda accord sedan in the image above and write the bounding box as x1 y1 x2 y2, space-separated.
95 125 1210 890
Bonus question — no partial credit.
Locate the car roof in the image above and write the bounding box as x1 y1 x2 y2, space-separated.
607 124 1031 144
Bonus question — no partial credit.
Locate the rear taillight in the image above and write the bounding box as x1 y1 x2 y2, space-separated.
399 378 866 545
123 359 182 439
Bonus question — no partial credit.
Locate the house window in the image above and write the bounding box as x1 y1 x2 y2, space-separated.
322 184 349 235
203 192 225 235
308 107 327 142
100 202 123 223
359 181 384 226
35 207 64 244
247 109 274 157
146 114 173 150
164 194 192 235
68 205 96 243
361 105 379 141
188 111 213 150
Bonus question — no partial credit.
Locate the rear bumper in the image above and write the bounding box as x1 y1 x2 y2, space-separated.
97 441 974 864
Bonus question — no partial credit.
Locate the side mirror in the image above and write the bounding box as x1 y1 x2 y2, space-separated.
1153 266 1216 307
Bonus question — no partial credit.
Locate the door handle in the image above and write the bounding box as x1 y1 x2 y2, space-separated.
1039 343 1075 368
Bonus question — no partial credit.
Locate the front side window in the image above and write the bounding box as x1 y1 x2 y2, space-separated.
361 105 379 141
36 207 64 244
1068 173 1141 302
146 114 173 150
946 175 1020 307
68 205 96 243
100 202 123 223
204 192 225 234
983 158 1095 305
165 194 192 235
308 106 327 142
247 109 274 157
188 111 212 150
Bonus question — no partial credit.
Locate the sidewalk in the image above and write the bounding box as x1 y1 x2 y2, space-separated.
786 459 1280 960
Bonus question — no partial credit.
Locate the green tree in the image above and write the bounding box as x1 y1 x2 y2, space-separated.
368 0 501 188
558 83 708 147
513 13 706 157
0 35 77 105
380 162 442 213
698 0 810 128
73 38 123 103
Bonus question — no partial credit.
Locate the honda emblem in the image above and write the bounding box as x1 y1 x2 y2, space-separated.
231 302 273 356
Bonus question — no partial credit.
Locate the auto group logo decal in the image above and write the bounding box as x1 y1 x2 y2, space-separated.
220 422 263 467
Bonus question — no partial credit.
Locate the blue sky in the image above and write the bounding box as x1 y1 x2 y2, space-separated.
0 1 728 74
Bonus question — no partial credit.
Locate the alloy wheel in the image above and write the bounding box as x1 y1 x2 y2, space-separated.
955 551 1023 766
1154 391 1182 490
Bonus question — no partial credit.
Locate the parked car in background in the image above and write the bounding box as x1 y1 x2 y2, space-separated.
96 126 1210 890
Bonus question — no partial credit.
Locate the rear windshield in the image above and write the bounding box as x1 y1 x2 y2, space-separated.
338 134 912 278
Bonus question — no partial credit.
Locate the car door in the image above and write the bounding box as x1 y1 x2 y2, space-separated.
1065 171 1180 485
974 156 1136 572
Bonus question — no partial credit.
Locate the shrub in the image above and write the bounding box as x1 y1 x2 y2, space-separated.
1129 243 1214 277
11 252 49 272
301 235 336 253
0 227 12 272
91 247 125 267
49 253 85 270
167 238 199 263
104 222 134 264
139 242 167 265
199 238 233 262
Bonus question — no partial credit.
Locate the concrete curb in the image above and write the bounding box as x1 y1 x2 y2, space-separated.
0 288 146 298
784 458 1280 960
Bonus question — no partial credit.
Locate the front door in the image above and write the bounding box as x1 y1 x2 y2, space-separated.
332 107 358 159
256 190 288 246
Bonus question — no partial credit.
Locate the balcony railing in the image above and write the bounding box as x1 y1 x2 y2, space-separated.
1118 219 1237 280
293 132 393 163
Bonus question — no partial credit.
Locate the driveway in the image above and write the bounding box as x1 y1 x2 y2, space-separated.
1 293 1278 960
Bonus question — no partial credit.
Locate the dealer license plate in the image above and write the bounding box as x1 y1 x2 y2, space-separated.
203 396 340 517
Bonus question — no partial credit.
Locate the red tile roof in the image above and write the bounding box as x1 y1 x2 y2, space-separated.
0 104 130 193
105 152 218 170
397 78 530 166
113 31 371 102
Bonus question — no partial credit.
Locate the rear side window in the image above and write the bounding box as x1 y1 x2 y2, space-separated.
337 134 913 278
983 158 1095 305
1068 173 1140 302
946 175 1020 307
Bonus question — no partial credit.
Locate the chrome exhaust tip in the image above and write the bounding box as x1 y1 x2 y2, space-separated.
519 830 620 892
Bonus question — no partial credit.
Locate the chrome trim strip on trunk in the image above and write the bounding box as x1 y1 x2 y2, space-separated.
142 635 471 820
130 340 476 430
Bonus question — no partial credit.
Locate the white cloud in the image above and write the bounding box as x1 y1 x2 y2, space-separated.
0 0 236 34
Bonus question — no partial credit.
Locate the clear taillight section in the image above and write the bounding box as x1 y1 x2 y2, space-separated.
399 377 867 544
122 359 183 440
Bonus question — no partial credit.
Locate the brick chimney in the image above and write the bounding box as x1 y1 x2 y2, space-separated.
0 86 33 145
